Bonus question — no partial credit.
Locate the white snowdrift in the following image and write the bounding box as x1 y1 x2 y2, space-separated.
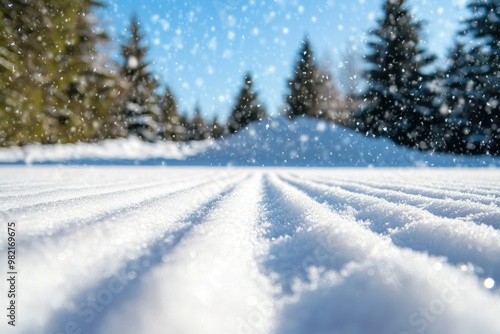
0 117 498 166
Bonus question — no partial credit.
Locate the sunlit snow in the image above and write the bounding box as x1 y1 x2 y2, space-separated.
1 167 500 334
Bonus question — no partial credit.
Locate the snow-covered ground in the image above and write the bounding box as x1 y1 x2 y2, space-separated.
1 166 500 334
1 117 498 167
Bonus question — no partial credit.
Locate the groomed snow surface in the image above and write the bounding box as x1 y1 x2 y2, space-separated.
1 167 500 334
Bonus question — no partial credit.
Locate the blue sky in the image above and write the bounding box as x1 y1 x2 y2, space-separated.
97 0 470 120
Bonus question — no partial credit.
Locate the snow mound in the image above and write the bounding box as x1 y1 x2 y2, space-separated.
0 117 498 166
191 117 498 167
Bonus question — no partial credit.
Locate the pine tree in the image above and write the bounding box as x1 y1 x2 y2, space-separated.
120 15 160 142
158 85 181 141
0 0 26 145
188 104 209 141
175 112 190 142
446 0 500 154
285 38 322 119
437 41 477 153
0 0 123 146
356 0 437 148
227 72 267 134
285 39 340 120
210 115 224 139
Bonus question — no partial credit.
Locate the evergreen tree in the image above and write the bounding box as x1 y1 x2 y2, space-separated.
437 41 477 153
210 115 224 139
227 73 267 134
158 85 181 141
120 15 160 142
188 104 210 141
356 0 437 148
0 0 123 146
285 38 323 119
445 0 500 154
175 112 190 142
285 39 340 120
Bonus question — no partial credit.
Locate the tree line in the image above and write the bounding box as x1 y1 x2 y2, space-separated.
0 0 498 156
120 15 270 142
283 0 500 156
354 0 500 155
0 1 270 145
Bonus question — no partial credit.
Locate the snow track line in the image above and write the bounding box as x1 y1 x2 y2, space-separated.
94 173 276 334
367 178 500 201
1 170 214 210
17 172 249 332
302 174 500 228
267 172 396 270
2 172 237 248
260 173 378 296
302 169 500 197
267 173 500 334
385 171 500 194
302 171 500 208
0 168 216 202
2 177 187 212
4 168 500 334
261 173 395 292
282 173 424 232
340 175 500 208
281 173 500 285
0 178 133 198
43 183 238 334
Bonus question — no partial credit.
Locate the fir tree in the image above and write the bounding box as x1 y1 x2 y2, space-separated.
120 15 160 142
0 0 123 146
158 85 181 141
285 39 340 120
446 0 500 154
437 41 478 153
210 115 224 139
285 38 322 119
227 73 267 134
175 112 190 142
356 0 436 148
189 104 210 141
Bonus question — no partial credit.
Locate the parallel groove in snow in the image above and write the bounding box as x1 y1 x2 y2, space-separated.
95 173 275 334
330 176 500 208
43 183 239 334
306 171 500 207
281 173 500 284
1 172 237 249
15 170 248 332
1 167 499 334
267 173 500 334
1 170 215 210
300 174 500 228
